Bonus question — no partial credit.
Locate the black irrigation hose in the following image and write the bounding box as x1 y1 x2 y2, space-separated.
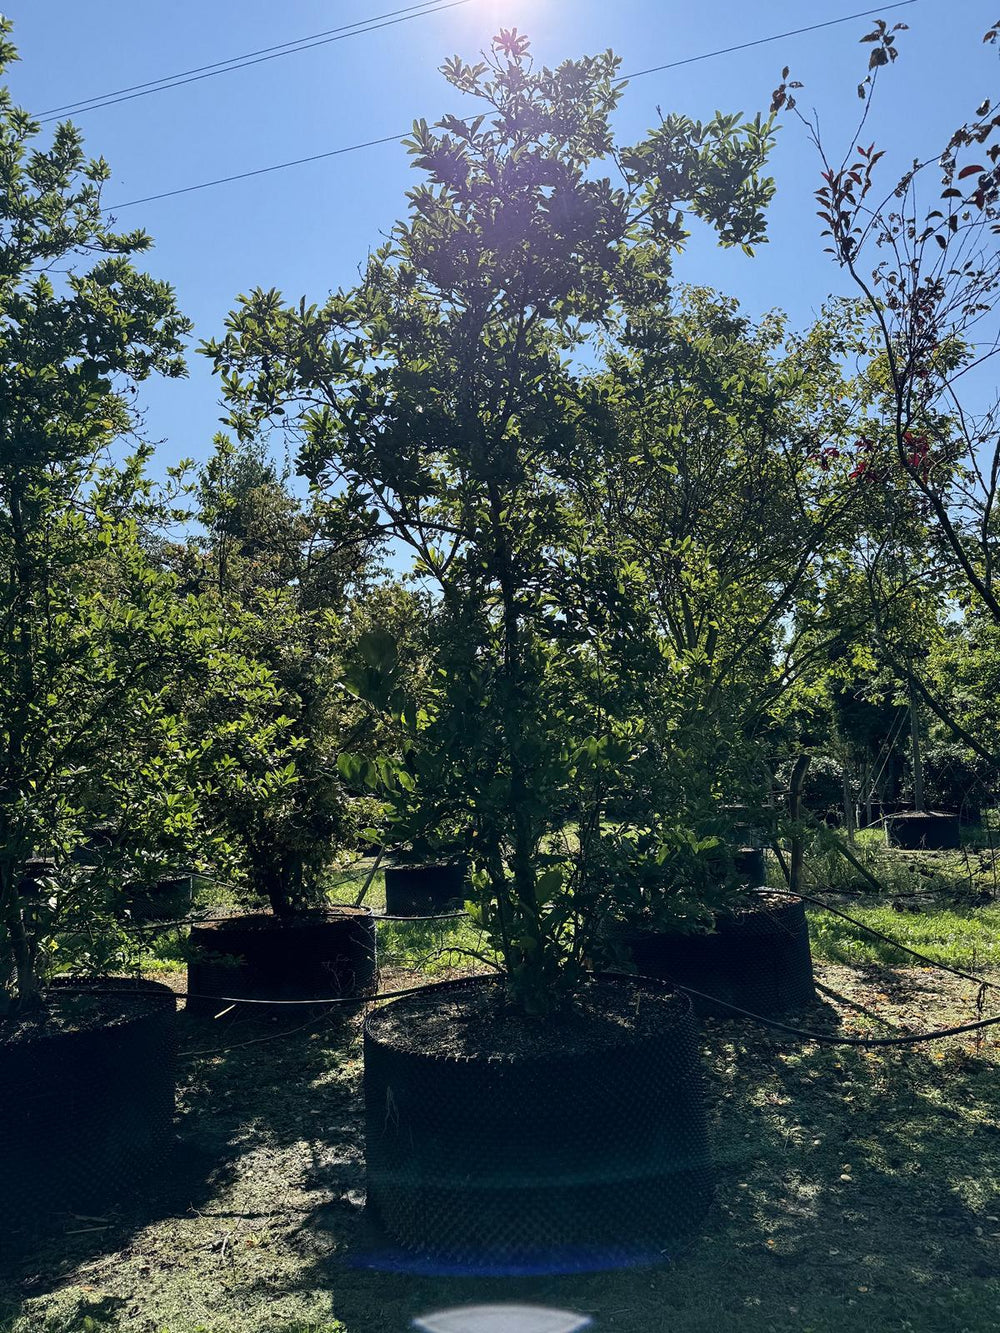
54 885 1000 1050
121 906 469 936
673 979 1000 1048
55 971 1000 1050
328 900 469 923
53 976 465 1010
642 884 1000 1047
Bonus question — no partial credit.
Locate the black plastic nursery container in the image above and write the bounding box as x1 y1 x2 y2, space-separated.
884 811 962 850
626 890 816 1019
186 907 377 1015
383 861 467 916
363 972 713 1272
733 847 766 886
125 875 194 923
0 977 177 1237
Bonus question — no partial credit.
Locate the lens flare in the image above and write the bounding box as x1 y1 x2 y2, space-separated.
413 1305 592 1333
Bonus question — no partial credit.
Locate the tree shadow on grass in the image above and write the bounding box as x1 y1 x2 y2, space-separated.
7 974 1000 1333
0 999 365 1328
284 988 1000 1333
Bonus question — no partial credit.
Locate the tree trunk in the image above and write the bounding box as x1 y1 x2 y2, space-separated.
1 860 41 1015
489 485 544 1013
788 755 811 897
842 761 856 841
908 675 925 813
1 475 41 1009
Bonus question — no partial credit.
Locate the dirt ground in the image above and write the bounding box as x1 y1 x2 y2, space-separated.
3 955 1000 1333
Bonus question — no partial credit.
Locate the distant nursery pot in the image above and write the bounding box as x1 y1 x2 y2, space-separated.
186 907 376 1015
363 973 713 1272
625 890 816 1019
0 977 176 1239
383 861 467 916
124 875 194 923
732 847 766 886
884 811 961 851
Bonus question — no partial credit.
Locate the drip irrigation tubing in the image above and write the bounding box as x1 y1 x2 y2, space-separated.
336 906 468 923
52 975 468 1010
119 905 468 935
112 862 469 934
52 973 1000 1051
671 980 1000 1048
49 882 1000 1051
119 901 472 933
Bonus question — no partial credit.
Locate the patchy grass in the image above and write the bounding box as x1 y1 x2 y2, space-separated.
7 869 1000 1331
810 901 1000 973
777 834 1000 903
137 863 494 984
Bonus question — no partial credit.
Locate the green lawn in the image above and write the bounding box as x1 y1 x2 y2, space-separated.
140 863 493 982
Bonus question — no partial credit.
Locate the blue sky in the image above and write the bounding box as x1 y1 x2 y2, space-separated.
5 1 998 474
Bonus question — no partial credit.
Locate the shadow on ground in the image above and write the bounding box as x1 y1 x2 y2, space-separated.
4 963 1000 1332
0 1000 363 1331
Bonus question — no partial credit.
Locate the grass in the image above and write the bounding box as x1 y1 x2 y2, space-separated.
6 849 1000 1331
140 863 495 982
809 901 1000 972
781 816 1000 976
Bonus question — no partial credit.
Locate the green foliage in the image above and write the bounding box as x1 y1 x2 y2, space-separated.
0 21 204 1010
784 17 1000 785
169 435 386 917
204 30 778 1011
583 289 868 823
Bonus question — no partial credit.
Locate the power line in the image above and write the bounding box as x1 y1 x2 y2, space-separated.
37 0 446 116
106 131 409 210
624 0 915 82
104 1 917 213
36 0 470 123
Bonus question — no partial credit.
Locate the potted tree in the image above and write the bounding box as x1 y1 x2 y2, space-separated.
576 289 848 1016
0 22 192 1234
183 438 380 1013
206 31 778 1268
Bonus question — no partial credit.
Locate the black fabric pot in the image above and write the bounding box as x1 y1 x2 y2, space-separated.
733 847 766 886
0 978 176 1237
885 811 962 850
125 876 194 923
363 973 713 1272
186 908 376 1015
626 892 816 1019
383 862 466 916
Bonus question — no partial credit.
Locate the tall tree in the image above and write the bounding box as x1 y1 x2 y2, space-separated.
0 20 209 1012
205 31 777 1011
774 16 1000 773
176 435 385 915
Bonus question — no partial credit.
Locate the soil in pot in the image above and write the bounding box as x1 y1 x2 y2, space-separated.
625 890 816 1019
383 862 467 916
363 973 713 1273
186 907 377 1016
0 977 176 1239
885 811 962 850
